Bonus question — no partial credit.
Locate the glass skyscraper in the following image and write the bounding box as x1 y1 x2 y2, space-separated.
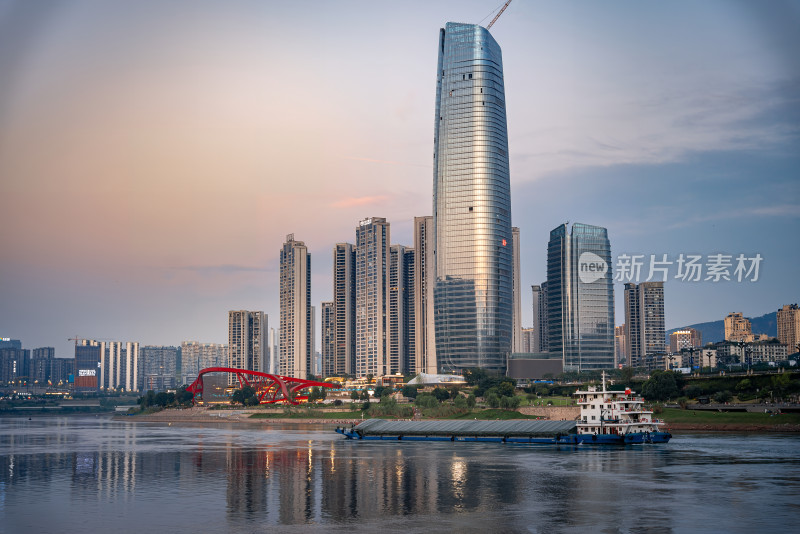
433 23 513 374
546 223 615 371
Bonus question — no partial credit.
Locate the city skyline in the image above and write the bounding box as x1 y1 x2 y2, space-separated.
1 1 798 359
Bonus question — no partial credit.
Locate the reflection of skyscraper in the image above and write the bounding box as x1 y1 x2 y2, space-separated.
433 22 513 374
547 223 615 371
355 217 390 377
280 234 311 378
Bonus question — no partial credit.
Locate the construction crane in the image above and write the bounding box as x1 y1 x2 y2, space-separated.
487 0 513 30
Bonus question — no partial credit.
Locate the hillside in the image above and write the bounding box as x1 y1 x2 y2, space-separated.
666 311 777 345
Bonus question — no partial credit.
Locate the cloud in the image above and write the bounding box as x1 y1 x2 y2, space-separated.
330 195 389 209
172 264 275 275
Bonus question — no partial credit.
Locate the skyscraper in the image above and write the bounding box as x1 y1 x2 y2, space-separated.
321 301 335 377
228 310 267 385
280 234 312 378
531 284 548 353
355 217 390 377
624 282 666 367
388 244 414 375
413 216 437 374
433 22 513 374
333 243 356 376
547 223 615 371
512 226 522 353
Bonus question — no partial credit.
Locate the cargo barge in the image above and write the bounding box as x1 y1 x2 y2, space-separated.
336 373 671 445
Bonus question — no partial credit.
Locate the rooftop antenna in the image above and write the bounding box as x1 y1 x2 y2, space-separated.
487 0 513 30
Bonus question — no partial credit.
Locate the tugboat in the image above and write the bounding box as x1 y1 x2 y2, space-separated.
574 372 671 444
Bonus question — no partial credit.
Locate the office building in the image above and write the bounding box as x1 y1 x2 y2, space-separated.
433 22 513 374
547 223 615 371
229 310 267 385
413 216 437 374
280 234 311 378
0 347 29 384
624 282 666 367
332 243 356 377
355 217 390 377
74 340 101 392
777 304 800 353
724 312 752 342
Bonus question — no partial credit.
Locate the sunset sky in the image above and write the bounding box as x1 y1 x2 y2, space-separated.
1 0 798 358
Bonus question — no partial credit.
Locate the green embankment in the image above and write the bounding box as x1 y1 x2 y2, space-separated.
660 407 800 425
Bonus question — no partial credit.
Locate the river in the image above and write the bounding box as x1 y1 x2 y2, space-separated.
1 415 798 533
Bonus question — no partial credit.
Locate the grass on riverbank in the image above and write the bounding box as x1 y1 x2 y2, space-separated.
660 408 800 425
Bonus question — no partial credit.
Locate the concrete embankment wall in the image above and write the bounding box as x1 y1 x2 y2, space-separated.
518 406 580 420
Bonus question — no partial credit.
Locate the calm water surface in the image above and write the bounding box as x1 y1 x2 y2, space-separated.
1 416 798 533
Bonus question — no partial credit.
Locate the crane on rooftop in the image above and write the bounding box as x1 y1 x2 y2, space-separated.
487 0 513 30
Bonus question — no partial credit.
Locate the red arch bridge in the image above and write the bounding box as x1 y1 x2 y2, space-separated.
186 367 335 405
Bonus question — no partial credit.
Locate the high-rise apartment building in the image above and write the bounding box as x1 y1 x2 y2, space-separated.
777 304 800 353
669 328 702 353
140 345 179 392
228 310 267 385
724 312 752 342
388 244 415 375
433 22 513 374
92 340 140 391
520 327 535 353
413 216 437 374
332 243 356 377
180 341 227 384
531 284 548 353
547 223 615 371
280 234 311 378
624 282 666 367
512 227 522 353
321 302 335 377
355 217 390 377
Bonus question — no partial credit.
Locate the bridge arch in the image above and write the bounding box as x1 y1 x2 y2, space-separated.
186 367 334 405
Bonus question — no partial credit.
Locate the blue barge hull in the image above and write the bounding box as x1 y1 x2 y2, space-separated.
335 419 671 445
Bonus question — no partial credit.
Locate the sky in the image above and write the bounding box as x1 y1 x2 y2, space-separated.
1 0 798 359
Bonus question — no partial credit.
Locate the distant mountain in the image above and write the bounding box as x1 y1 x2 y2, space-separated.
666 311 777 346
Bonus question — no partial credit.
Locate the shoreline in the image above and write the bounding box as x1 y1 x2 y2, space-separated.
116 408 800 432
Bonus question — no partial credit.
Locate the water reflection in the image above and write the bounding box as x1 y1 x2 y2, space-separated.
1 418 799 532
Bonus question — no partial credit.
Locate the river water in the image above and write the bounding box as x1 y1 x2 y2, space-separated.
1 416 798 533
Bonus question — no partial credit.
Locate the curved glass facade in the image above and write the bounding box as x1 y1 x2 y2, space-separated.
433 23 512 374
546 223 615 371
